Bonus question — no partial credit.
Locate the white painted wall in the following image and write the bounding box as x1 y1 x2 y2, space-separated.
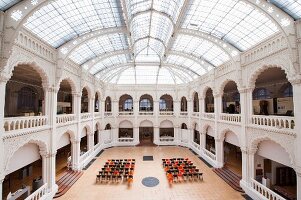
7 143 41 174
140 120 153 127
119 120 133 128
206 126 214 137
225 131 239 147
257 140 291 166
160 120 173 128
57 132 71 150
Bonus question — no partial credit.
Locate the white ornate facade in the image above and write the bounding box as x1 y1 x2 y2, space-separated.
0 1 301 200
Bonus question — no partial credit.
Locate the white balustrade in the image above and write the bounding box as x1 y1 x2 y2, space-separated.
4 116 48 132
118 111 134 116
159 111 174 116
220 113 241 123
192 112 200 117
192 142 201 150
203 148 216 160
139 111 153 115
94 143 101 151
25 183 48 200
180 111 188 116
251 115 295 130
160 136 174 142
250 179 286 200
56 114 76 125
118 137 134 142
94 112 101 118
203 113 215 120
104 112 113 117
80 149 92 163
81 113 92 120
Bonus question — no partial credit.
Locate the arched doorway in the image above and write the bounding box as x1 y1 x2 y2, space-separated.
159 120 174 141
3 143 44 199
222 81 240 114
81 88 89 113
193 92 199 112
57 80 73 114
180 96 187 113
94 123 100 146
139 120 154 146
205 88 214 113
205 126 215 154
5 65 45 117
253 140 296 199
193 123 200 145
223 131 241 175
252 68 294 116
94 93 99 112
105 96 112 113
56 132 73 178
80 127 89 154
119 120 133 139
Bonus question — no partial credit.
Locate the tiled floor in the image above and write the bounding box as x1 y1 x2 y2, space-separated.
57 146 244 200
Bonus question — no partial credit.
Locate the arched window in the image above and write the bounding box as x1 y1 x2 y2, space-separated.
124 98 133 110
253 88 271 100
159 99 167 110
140 99 152 110
17 87 37 112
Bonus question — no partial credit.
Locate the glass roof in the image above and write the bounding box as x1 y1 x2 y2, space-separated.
24 0 125 48
172 34 230 66
69 33 129 65
0 0 21 11
181 0 279 51
269 0 301 20
20 0 293 84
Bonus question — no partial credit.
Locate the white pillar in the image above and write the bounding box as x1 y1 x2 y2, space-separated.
71 140 80 170
297 171 301 200
154 126 159 144
200 97 205 114
174 100 180 117
133 127 139 143
41 151 57 193
215 138 224 168
112 99 118 117
0 177 4 200
154 100 159 116
134 99 139 116
174 126 180 145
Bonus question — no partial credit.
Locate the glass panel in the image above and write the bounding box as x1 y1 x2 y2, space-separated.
69 33 129 65
135 65 159 84
0 0 21 11
90 54 131 75
270 0 301 20
24 0 124 47
172 34 230 66
115 67 136 84
182 0 278 50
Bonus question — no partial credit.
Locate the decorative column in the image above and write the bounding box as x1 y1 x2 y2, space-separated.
101 100 105 119
41 151 57 193
133 126 139 143
0 176 4 200
133 99 139 116
215 138 224 168
71 139 80 170
296 170 301 200
89 96 94 114
154 100 159 117
112 99 118 117
240 147 248 185
174 125 180 145
154 126 159 144
173 99 180 117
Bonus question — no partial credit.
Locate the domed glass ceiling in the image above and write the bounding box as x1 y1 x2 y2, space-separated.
3 0 299 84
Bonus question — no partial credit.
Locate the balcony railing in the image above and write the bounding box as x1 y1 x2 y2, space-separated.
56 114 76 125
25 183 48 200
203 113 215 120
81 113 92 120
104 112 112 117
220 113 241 123
251 115 295 130
118 111 134 116
139 111 153 115
159 136 174 142
192 141 201 150
159 111 174 116
80 149 92 163
203 148 216 161
192 112 200 117
4 116 47 132
118 137 134 142
250 179 286 200
180 111 188 116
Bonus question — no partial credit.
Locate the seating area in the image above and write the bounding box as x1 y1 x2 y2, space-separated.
96 159 135 185
162 158 203 184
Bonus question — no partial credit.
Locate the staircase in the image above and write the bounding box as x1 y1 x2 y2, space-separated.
54 170 83 198
213 167 244 192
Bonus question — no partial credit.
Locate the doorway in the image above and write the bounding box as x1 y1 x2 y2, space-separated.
139 127 154 146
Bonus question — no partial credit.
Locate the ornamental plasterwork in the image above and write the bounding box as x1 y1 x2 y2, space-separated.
247 128 295 166
3 133 49 174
